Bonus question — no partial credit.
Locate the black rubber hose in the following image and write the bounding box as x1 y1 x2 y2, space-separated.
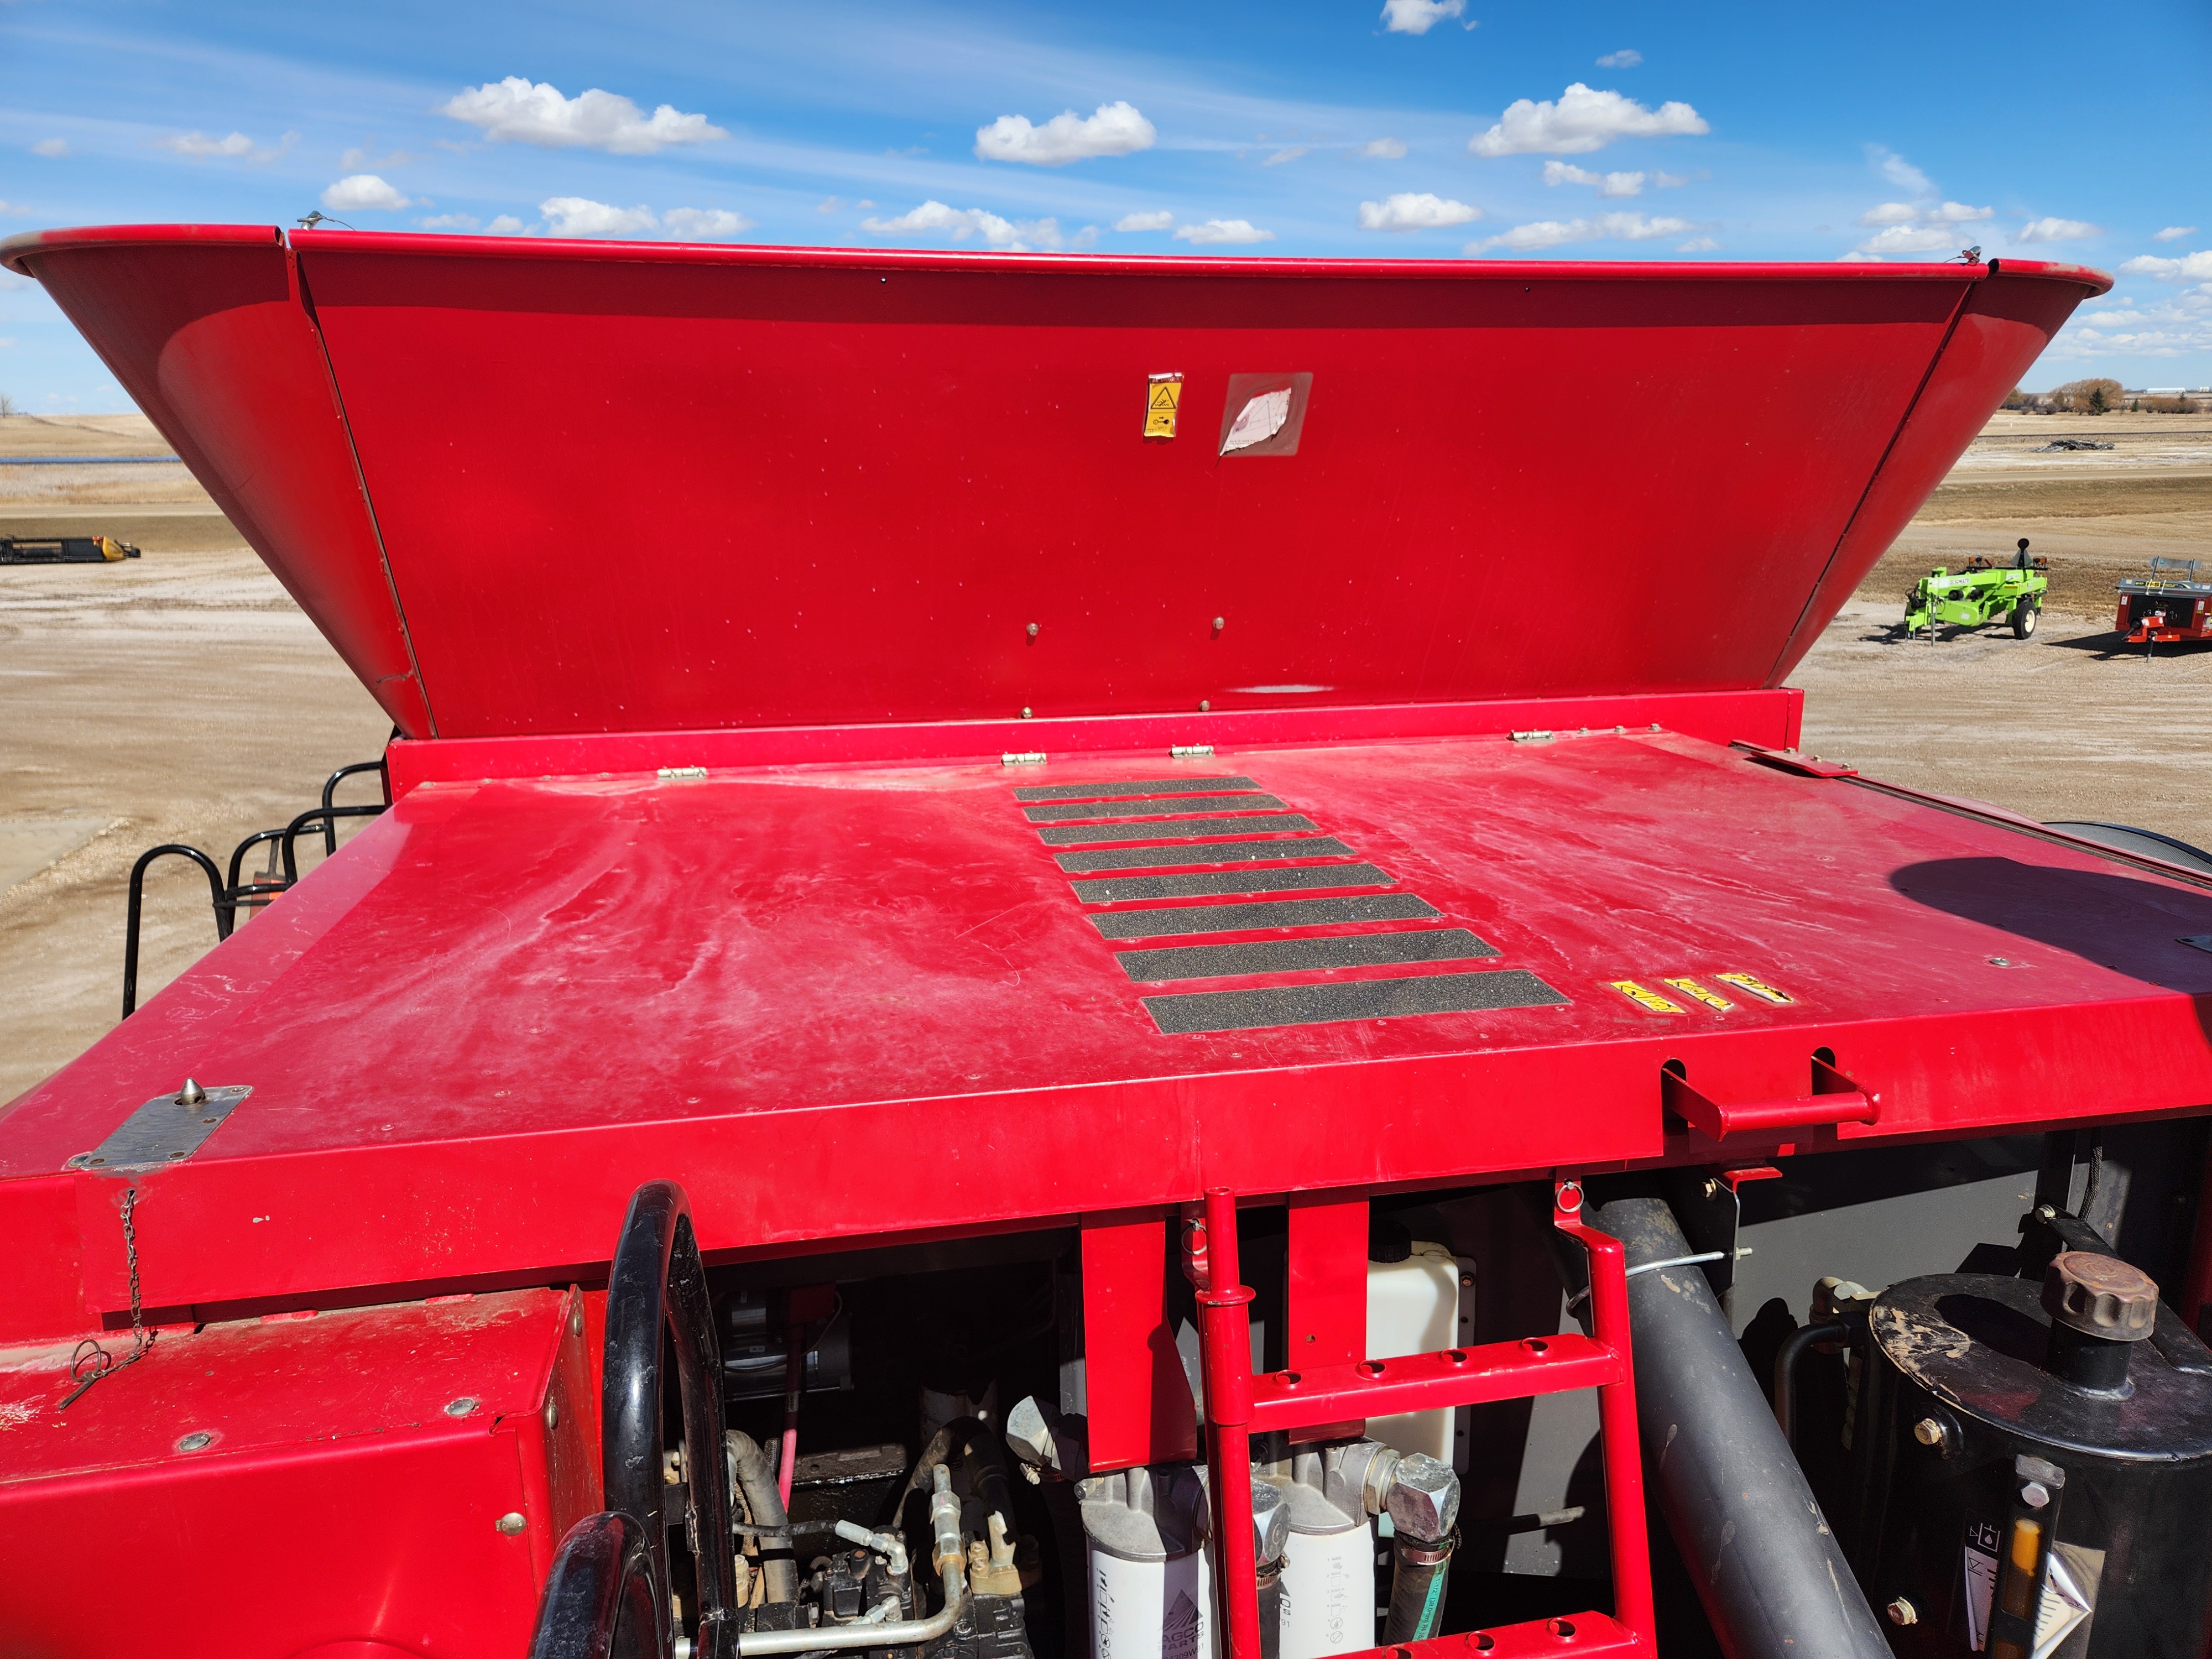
1383 1532 1455 1644
1595 1196 1891 1659
728 1429 800 1604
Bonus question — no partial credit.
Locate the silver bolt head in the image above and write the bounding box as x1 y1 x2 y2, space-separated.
176 1431 214 1452
2022 1480 2051 1510
1250 1477 1290 1563
444 1396 479 1418
1913 1417 1946 1448
544 1395 560 1432
1701 1177 1720 1201
1886 1597 1918 1626
1384 1453 1460 1541
495 1511 528 1535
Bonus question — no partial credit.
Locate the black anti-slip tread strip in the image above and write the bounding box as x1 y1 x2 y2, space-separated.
1144 969 1567 1034
1013 776 1260 802
1074 863 1392 905
1036 813 1316 846
1115 928 1500 982
1056 836 1355 874
1025 793 1283 823
1091 893 1438 941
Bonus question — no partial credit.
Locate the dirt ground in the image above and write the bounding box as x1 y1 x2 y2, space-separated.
2 406 2210 1104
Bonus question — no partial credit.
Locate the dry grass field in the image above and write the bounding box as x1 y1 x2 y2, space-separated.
2 405 2210 1103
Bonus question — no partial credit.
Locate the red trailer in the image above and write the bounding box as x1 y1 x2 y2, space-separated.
6 229 2203 1659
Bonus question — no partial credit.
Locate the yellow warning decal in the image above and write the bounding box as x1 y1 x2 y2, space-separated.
1609 980 1686 1014
1663 977 1736 1011
1145 373 1183 439
1715 971 1794 1006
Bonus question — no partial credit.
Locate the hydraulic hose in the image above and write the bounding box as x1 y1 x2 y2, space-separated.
728 1430 799 1604
1383 1532 1457 1644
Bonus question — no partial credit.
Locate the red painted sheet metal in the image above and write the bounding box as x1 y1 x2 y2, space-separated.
1 226 431 734
1 226 2104 741
6 729 2211 1321
0 1287 589 1657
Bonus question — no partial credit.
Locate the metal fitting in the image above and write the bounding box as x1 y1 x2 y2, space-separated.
496 1511 528 1536
929 1463 966 1585
1383 1453 1461 1543
1005 1394 1086 1478
1886 1597 1917 1626
1330 1439 1401 1520
1251 1475 1290 1564
835 1519 910 1578
1911 1416 1955 1454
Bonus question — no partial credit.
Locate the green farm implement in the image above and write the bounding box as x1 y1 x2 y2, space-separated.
1902 537 2049 639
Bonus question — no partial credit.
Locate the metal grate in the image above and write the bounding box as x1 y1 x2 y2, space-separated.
1073 863 1392 905
1090 893 1439 941
1143 969 1567 1034
1114 927 1500 982
1036 813 1316 846
1056 836 1355 874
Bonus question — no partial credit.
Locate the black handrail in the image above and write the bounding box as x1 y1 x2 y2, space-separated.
528 1511 662 1659
122 845 231 1018
278 803 387 883
319 758 392 855
604 1180 738 1659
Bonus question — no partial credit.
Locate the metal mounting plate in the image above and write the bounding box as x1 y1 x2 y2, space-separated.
67 1086 251 1172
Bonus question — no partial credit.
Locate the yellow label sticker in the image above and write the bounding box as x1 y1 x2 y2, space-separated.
1609 979 1686 1014
1145 373 1183 438
1663 977 1736 1011
1715 971 1794 1006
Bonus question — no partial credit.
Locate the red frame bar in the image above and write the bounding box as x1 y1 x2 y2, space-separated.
1190 1181 1655 1659
1342 1612 1643 1656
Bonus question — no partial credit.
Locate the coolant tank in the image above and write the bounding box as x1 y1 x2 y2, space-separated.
1079 1464 1212 1659
1366 1243 1465 1462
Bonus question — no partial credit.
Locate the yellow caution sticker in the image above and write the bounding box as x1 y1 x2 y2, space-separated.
1663 977 1736 1012
1715 971 1794 1006
1609 980 1686 1014
1145 373 1183 439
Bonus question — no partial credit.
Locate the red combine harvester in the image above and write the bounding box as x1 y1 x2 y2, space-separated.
4 228 2205 1659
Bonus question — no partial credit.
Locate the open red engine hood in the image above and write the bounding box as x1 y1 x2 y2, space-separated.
3 226 2105 742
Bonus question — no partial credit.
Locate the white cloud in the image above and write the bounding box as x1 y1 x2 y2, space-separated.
1931 201 1994 223
1114 210 1175 232
1837 251 1887 263
1361 137 1408 159
816 197 842 213
2017 217 2101 243
1470 211 1691 252
1173 219 1275 246
1469 83 1708 156
321 174 414 212
1542 160 1645 197
662 207 754 239
2121 251 2212 280
158 131 255 158
341 144 413 170
418 213 481 230
1677 236 1720 252
1262 146 1310 166
1858 223 1963 255
487 215 525 235
540 197 658 237
1867 146 1932 195
974 101 1155 166
860 200 1066 252
1653 170 1689 187
31 138 68 158
1595 49 1642 67
1859 202 1921 227
1380 0 1467 33
2047 281 2212 358
2153 226 2197 242
443 78 726 155
1358 192 1480 232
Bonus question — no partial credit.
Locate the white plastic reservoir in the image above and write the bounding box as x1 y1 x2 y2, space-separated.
1365 1242 1464 1462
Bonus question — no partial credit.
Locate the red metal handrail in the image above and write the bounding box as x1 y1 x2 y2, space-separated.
1661 1053 1879 1140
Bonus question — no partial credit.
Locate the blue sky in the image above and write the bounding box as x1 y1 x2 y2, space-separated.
3 0 2207 409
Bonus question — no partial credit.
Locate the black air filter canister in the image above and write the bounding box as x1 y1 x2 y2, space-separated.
1853 1253 2212 1656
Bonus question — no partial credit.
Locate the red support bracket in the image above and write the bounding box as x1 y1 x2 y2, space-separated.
1190 1181 1656 1659
1661 1053 1879 1139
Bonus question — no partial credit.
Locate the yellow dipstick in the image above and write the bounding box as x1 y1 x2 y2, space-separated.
1988 1517 2044 1659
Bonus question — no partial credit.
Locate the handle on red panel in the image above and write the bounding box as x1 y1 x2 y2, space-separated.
1661 1052 1878 1140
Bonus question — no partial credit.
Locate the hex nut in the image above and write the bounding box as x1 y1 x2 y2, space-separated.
1886 1598 1918 1626
1912 1418 1947 1449
495 1511 528 1535
2043 1251 2159 1342
1383 1453 1460 1542
1250 1477 1291 1564
2022 1481 2052 1510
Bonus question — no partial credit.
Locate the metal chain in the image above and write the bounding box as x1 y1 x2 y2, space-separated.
58 1186 154 1410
